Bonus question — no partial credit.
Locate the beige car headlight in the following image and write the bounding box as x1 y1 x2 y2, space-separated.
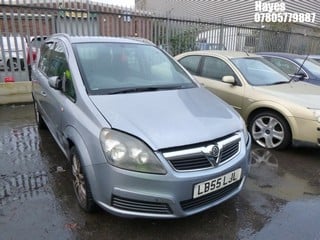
310 109 320 123
240 117 250 145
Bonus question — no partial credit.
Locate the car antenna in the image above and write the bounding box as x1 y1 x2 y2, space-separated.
289 53 309 83
244 50 249 56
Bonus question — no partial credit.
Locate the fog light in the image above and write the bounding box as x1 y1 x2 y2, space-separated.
311 109 320 123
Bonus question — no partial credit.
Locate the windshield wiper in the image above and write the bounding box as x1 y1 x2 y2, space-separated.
288 54 309 83
272 81 290 85
107 84 192 94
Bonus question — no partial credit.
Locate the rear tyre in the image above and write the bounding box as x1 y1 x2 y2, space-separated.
34 102 47 129
249 111 291 149
70 147 97 212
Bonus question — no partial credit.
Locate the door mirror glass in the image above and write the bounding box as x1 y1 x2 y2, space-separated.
48 76 62 90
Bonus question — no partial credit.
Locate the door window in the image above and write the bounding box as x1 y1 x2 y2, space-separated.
54 42 76 100
264 56 299 75
45 41 76 100
201 56 236 81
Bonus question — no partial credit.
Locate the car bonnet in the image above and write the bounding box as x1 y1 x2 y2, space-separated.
89 87 243 150
257 81 320 109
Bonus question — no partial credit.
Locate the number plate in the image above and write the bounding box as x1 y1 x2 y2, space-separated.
193 168 242 199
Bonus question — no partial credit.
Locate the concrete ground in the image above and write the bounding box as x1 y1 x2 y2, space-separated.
0 71 32 105
1 104 320 240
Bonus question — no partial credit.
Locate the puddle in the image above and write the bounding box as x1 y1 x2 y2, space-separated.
0 171 49 206
247 146 320 201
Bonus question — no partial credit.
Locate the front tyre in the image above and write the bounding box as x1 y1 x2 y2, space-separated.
70 147 97 212
249 111 291 149
34 102 47 129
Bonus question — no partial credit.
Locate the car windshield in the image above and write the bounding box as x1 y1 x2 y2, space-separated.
231 57 290 86
73 42 196 94
294 58 320 76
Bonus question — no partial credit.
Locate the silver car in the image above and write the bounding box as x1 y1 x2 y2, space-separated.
31 34 251 218
0 36 26 71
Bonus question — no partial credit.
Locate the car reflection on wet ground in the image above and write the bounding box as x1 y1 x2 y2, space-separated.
1 104 320 240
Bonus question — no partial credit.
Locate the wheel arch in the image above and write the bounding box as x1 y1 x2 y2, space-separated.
64 126 92 167
64 126 100 204
244 101 293 129
246 105 294 146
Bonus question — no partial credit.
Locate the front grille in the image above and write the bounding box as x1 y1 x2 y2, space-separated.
180 179 241 211
112 195 172 214
163 133 241 171
168 154 212 171
220 140 240 162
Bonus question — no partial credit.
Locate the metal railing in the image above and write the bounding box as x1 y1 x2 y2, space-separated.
1 0 320 82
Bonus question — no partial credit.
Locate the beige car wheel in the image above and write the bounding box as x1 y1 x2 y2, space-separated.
249 111 291 149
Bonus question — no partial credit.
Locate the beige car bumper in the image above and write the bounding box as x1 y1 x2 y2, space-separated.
290 117 320 147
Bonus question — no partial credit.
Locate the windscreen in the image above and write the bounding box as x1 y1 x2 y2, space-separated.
73 42 195 94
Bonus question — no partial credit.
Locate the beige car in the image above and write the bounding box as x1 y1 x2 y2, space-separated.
175 51 320 149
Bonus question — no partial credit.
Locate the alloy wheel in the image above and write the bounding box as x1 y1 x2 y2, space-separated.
72 154 87 208
251 115 285 149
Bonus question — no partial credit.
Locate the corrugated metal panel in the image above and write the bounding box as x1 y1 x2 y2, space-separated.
139 0 320 27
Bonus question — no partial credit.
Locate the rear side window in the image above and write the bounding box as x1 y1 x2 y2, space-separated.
178 55 201 75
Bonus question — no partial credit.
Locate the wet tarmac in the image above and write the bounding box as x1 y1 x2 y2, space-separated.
1 104 320 240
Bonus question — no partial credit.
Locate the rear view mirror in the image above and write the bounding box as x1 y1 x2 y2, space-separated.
222 76 235 84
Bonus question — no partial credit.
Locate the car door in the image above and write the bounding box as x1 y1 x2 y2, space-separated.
46 40 77 147
196 56 245 112
36 40 74 146
33 41 55 127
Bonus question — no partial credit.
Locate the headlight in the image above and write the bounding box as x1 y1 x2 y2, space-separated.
240 117 250 145
310 109 320 123
100 129 167 174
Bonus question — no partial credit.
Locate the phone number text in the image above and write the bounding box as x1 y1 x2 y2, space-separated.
254 12 316 23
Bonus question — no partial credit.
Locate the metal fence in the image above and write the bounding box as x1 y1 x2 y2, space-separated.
1 0 320 82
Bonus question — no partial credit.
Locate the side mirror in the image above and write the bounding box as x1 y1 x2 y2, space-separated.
295 72 307 80
288 72 307 80
48 76 62 90
222 75 236 85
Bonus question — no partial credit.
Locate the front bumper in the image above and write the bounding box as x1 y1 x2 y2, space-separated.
290 117 320 147
85 136 251 218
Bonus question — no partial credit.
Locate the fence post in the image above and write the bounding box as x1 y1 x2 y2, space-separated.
219 18 224 47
